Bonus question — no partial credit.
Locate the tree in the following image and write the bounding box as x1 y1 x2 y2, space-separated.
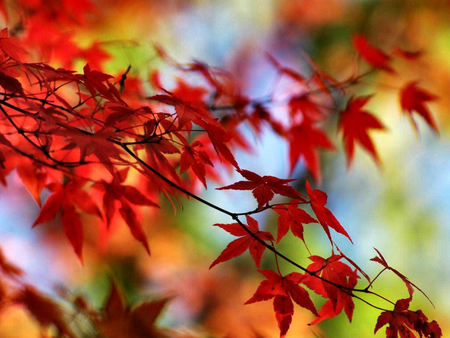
0 1 445 338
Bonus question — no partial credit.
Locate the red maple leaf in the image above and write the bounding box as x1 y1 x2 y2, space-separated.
245 270 318 338
306 180 353 244
94 168 159 254
57 128 124 176
352 34 394 72
78 63 115 100
33 179 102 261
217 169 303 209
374 298 442 338
209 215 274 269
206 124 239 169
287 122 335 183
272 200 317 244
302 254 359 325
399 81 438 134
16 158 47 207
288 94 323 123
339 96 386 166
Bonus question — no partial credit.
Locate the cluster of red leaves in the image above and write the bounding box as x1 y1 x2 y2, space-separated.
375 298 442 338
0 2 443 337
303 255 358 325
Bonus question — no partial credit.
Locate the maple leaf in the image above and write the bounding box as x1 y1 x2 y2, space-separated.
272 200 317 244
33 179 102 261
302 254 359 325
352 34 394 72
339 96 386 166
96 282 174 338
217 169 303 209
245 270 318 338
210 215 274 269
287 122 335 183
206 124 239 169
16 159 47 207
288 94 323 124
119 200 151 255
399 81 439 134
374 298 442 338
306 180 353 244
58 128 124 175
78 63 115 101
94 169 158 254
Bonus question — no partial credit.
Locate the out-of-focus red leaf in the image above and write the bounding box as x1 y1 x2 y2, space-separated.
287 123 335 183
394 47 423 60
266 53 305 84
399 81 439 134
119 199 150 255
61 202 84 262
352 34 394 72
79 41 110 71
33 179 101 260
272 200 317 244
339 96 385 166
288 94 323 123
16 159 47 207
